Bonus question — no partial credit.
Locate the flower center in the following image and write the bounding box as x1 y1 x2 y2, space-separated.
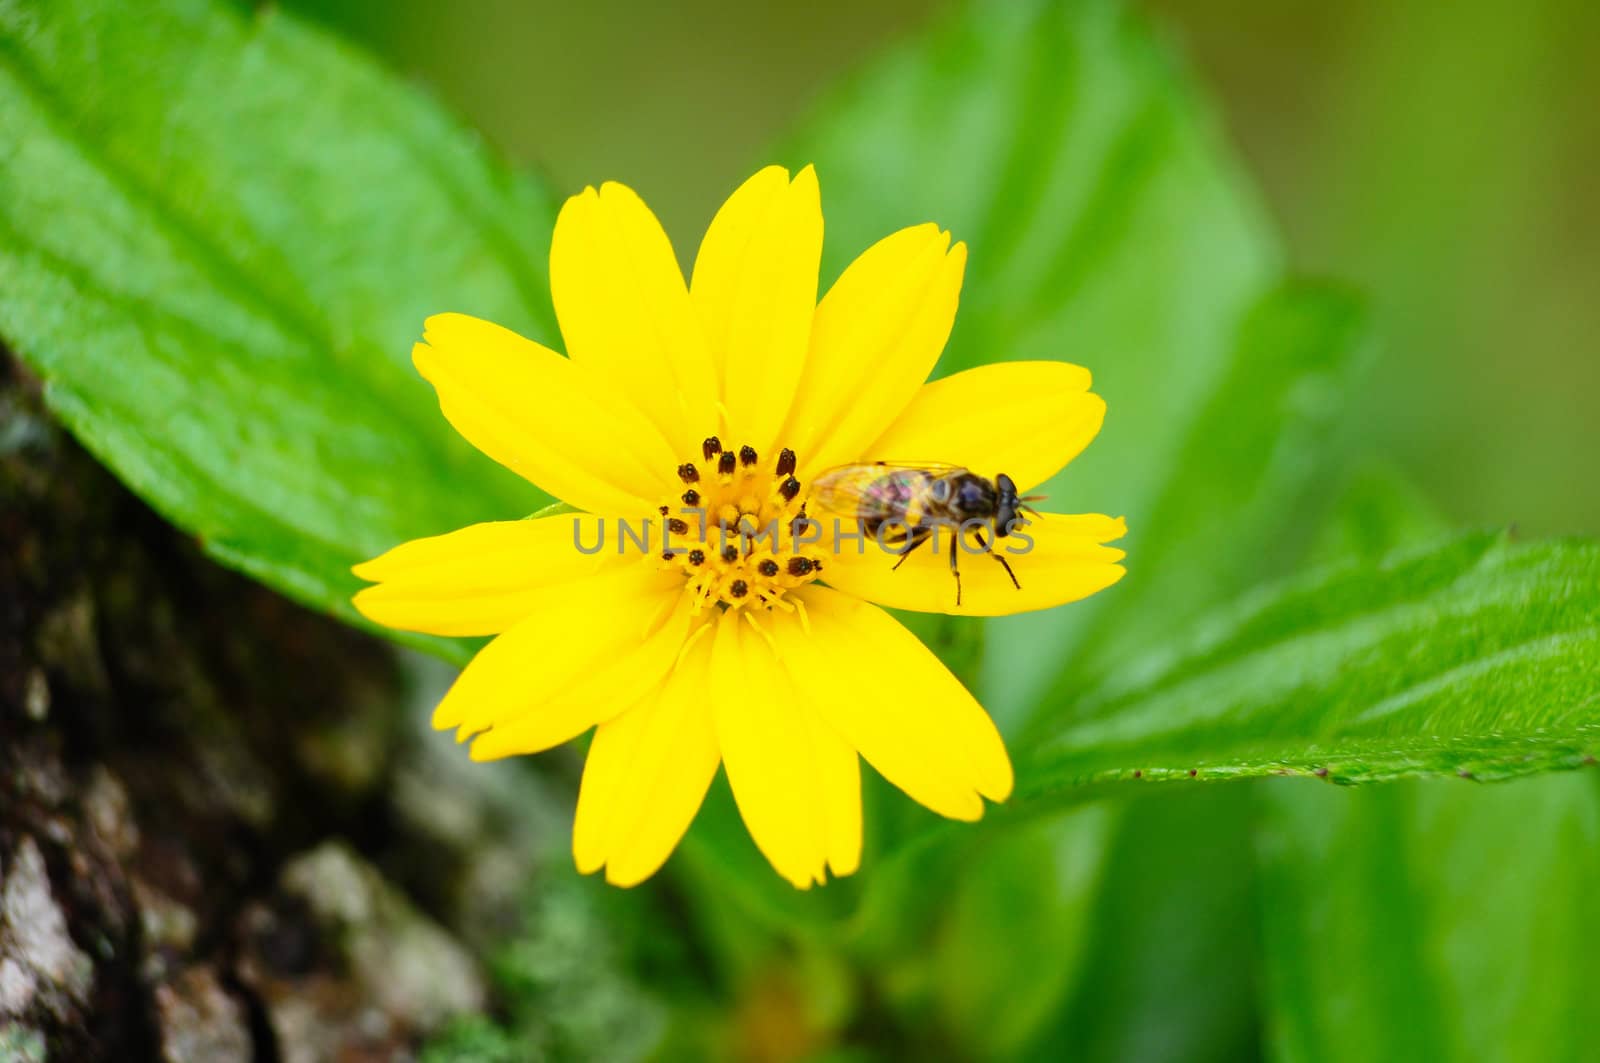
657 435 824 614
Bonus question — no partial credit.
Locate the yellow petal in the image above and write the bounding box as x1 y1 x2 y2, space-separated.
820 513 1127 617
783 224 967 477
804 692 863 879
689 165 822 456
550 183 718 456
469 595 704 761
710 610 861 888
771 586 1012 821
413 313 676 515
571 629 720 886
865 362 1105 493
571 698 636 875
429 562 683 737
351 515 615 637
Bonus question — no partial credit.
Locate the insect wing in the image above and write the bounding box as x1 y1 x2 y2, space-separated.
811 463 940 522
855 460 965 475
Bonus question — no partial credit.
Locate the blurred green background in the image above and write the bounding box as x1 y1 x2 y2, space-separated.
296 0 1600 538
253 1 1599 1058
3 0 1596 1059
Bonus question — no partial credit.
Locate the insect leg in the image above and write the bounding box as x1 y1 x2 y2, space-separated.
949 528 962 606
890 526 933 571
973 529 1022 591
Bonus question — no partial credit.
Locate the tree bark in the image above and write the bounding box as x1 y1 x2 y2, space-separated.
0 352 519 1061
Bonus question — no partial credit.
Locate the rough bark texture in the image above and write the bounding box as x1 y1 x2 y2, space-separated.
0 353 526 1061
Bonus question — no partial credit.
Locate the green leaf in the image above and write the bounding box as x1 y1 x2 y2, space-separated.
1256 773 1600 1061
1018 786 1261 1063
0 0 554 653
1015 532 1600 799
926 804 1117 1058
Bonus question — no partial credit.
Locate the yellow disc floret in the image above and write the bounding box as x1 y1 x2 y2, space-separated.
657 436 825 614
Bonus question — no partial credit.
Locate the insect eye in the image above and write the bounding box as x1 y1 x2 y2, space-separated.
931 480 951 503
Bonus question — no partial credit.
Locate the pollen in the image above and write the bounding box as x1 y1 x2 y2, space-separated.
657 440 825 613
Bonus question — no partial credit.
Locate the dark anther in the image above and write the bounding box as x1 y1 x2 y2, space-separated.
688 549 706 566
786 557 814 577
729 579 749 598
661 550 676 561
758 559 780 577
718 451 737 476
778 477 801 501
667 518 690 535
775 448 797 476
682 489 701 506
722 544 740 564
659 505 670 516
677 462 699 483
702 437 722 460
739 444 758 467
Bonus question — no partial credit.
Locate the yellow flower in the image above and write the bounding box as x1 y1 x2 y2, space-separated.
353 166 1126 888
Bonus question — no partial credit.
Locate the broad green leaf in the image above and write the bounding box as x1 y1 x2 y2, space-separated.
0 0 555 655
1256 773 1600 1062
1018 786 1261 1063
926 804 1117 1058
782 0 1307 725
1016 533 1600 798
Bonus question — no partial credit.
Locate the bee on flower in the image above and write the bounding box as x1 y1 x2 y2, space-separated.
352 165 1126 888
808 460 1044 606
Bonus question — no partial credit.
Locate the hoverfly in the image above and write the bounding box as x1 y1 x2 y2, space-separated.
810 462 1041 605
